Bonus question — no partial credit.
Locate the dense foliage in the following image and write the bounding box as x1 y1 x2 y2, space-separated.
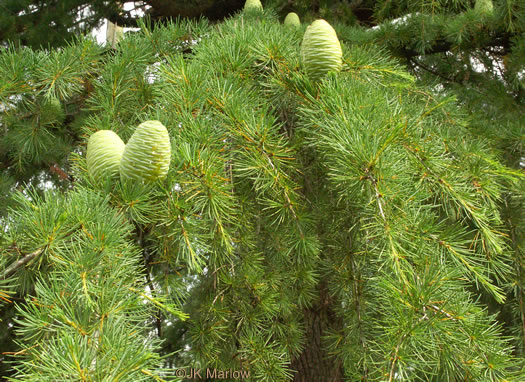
0 2 524 381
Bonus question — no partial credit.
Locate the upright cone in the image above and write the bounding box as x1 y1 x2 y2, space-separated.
284 12 300 29
244 0 263 13
300 19 343 82
86 130 126 182
475 0 494 15
120 120 171 182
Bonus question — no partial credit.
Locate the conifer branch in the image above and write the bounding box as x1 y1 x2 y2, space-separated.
518 274 525 353
398 33 513 59
409 57 458 84
388 312 429 382
508 214 525 353
363 169 385 220
1 248 44 280
349 253 368 379
138 224 162 338
426 304 459 321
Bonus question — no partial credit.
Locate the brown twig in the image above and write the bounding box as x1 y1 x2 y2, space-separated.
2 248 44 280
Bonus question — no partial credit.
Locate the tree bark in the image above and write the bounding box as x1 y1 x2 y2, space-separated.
290 283 343 382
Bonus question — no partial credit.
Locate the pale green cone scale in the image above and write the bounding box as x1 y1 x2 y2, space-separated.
301 19 343 81
120 120 171 182
244 0 263 13
284 12 300 29
86 130 126 182
475 0 493 15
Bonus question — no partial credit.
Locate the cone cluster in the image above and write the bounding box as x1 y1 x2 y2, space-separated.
86 120 171 183
87 16 342 184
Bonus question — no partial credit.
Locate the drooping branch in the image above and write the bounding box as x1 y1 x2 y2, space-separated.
408 57 459 84
401 34 512 59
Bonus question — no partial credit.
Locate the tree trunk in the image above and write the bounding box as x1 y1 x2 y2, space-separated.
290 284 343 381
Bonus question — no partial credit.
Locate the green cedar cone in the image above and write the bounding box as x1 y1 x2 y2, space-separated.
120 120 171 182
41 97 65 125
244 0 263 13
475 0 494 15
301 19 343 82
86 130 126 182
284 12 300 29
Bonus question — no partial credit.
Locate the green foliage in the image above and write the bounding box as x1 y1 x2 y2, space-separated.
0 4 524 382
2 188 182 380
